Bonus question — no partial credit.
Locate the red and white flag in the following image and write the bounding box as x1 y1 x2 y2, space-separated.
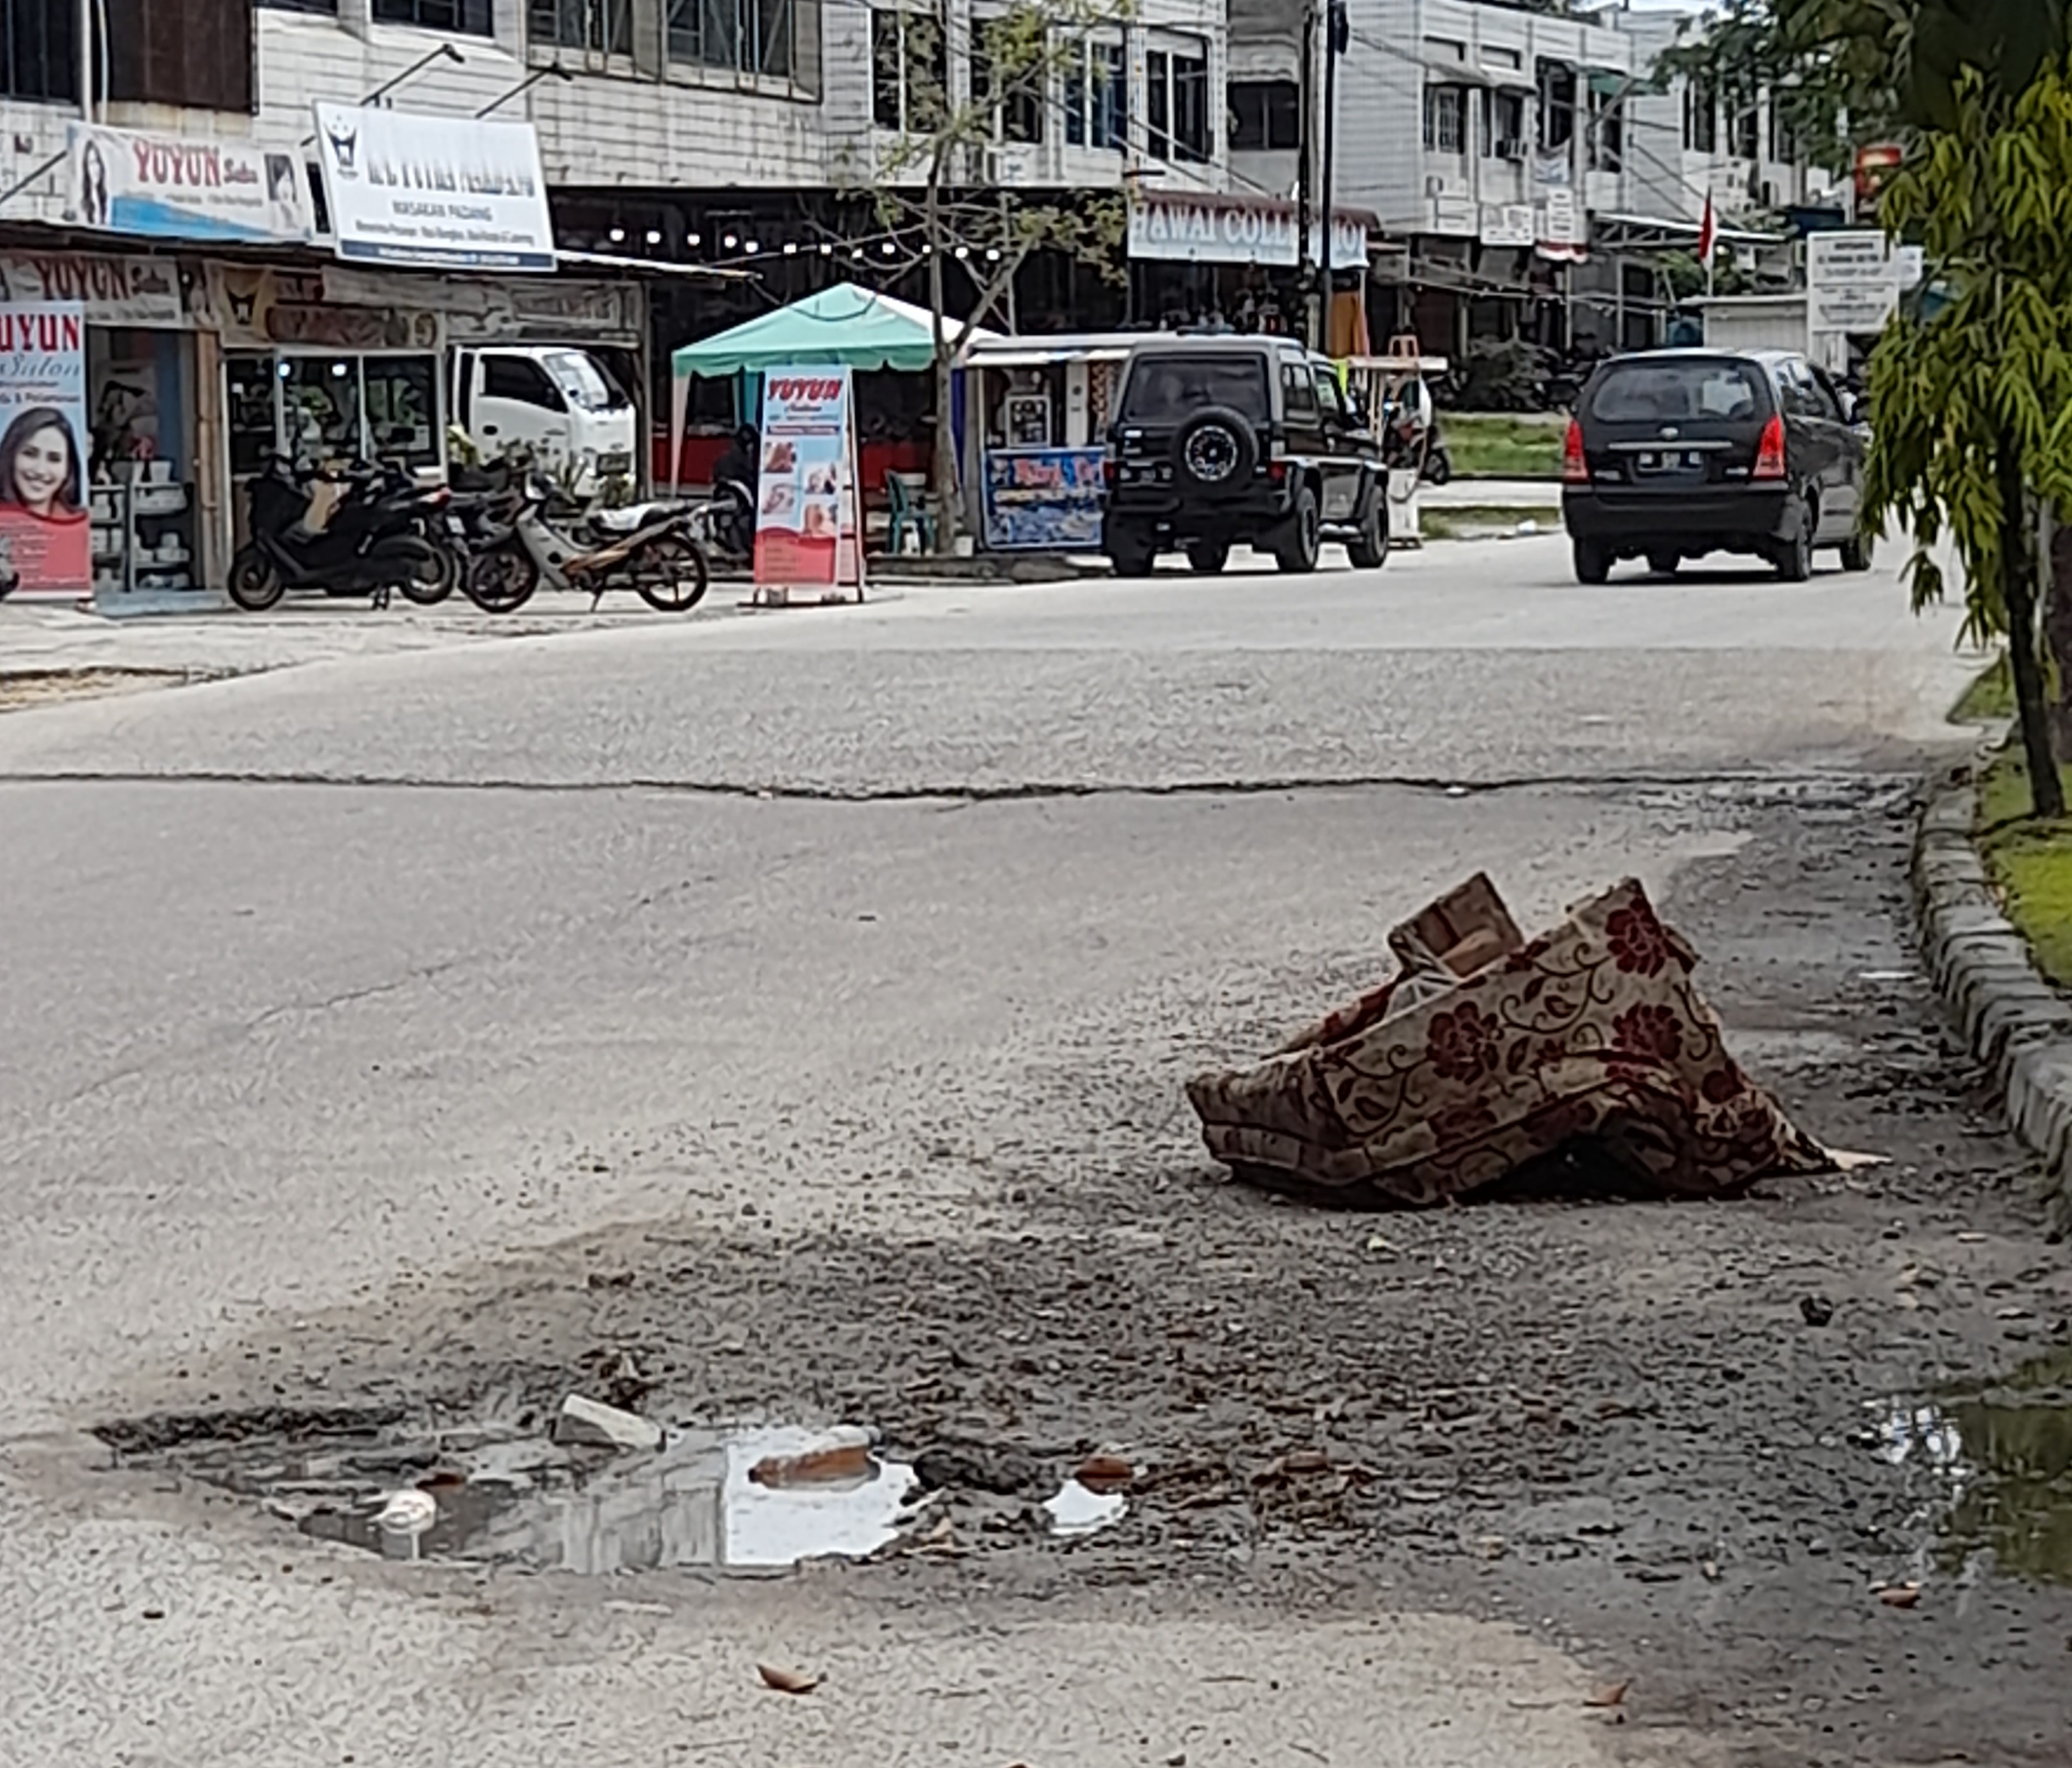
1696 190 1718 267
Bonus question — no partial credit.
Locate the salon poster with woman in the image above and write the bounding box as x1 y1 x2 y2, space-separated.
0 303 88 601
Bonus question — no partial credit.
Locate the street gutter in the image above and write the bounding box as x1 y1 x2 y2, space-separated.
1914 749 2072 1230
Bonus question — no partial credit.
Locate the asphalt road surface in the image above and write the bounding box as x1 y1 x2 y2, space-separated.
8 535 2054 1768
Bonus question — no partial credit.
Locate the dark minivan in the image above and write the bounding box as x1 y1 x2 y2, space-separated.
1560 348 1872 584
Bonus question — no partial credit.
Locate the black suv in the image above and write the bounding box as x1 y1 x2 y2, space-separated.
1562 347 1872 584
1101 336 1389 576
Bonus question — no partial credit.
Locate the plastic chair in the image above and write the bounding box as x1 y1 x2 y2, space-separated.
885 471 937 555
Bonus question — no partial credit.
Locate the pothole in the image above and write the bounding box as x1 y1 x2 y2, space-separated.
0 667 220 713
1875 1347 2072 1585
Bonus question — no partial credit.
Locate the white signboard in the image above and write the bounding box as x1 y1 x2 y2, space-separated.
64 125 311 245
1129 195 1368 269
0 251 185 326
1807 231 1902 336
1479 203 1535 248
1426 191 1478 240
312 104 555 273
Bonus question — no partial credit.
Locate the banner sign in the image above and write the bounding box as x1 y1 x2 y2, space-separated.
981 448 1104 550
1129 194 1369 269
0 305 89 602
66 125 312 244
0 252 186 327
313 104 556 272
753 365 865 602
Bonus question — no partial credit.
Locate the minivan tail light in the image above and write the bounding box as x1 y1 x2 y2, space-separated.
1752 414 1787 480
1562 420 1589 485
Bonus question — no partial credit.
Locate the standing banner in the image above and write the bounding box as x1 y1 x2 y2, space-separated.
312 104 555 273
753 366 865 604
0 304 88 602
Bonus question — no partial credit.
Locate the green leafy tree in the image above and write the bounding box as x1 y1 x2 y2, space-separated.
1863 59 2072 816
845 1 1129 552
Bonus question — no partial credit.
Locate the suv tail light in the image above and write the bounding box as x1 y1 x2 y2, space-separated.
1562 420 1589 485
1101 458 1117 488
1752 414 1787 481
1266 460 1287 484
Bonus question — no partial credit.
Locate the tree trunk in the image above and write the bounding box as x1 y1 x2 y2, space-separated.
2045 501 2072 758
925 173 961 557
1999 449 2064 818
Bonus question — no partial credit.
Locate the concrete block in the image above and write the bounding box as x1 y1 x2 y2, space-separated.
553 1394 663 1453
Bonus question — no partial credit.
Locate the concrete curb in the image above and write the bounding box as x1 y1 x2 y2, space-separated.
1912 754 2072 1229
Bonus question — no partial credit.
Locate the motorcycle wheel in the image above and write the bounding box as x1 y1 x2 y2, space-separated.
399 535 461 606
227 544 285 613
465 541 539 615
633 531 710 613
1421 450 1453 488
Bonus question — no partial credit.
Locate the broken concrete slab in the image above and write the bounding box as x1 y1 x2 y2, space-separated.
553 1394 663 1453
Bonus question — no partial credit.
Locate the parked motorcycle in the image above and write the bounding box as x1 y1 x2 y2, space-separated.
463 474 709 615
689 477 755 567
228 456 444 613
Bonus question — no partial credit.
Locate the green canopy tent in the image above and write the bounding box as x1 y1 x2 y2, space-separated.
669 284 1001 491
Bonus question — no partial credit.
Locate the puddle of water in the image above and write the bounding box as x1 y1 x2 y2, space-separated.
298 1423 917 1575
1044 1478 1127 1538
1878 1349 2072 1586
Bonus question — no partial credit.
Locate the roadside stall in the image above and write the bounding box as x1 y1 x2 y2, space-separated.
961 332 1138 553
1345 336 1450 548
669 285 998 528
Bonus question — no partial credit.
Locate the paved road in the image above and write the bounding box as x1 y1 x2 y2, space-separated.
0 539 1982 1766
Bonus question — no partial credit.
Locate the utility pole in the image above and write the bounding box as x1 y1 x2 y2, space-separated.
1316 0 1346 353
1295 0 1316 345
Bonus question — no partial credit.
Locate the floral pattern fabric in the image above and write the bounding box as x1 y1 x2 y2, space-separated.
1187 878 1827 1207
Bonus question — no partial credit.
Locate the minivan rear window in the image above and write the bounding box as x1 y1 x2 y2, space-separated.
1121 355 1272 422
1588 359 1769 424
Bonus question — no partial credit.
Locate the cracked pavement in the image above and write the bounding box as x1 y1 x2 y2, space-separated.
6 535 2056 1768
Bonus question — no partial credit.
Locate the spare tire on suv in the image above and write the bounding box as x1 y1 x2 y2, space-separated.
1172 406 1258 493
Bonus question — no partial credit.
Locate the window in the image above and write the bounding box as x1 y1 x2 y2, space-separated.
530 0 632 54
260 0 338 12
482 354 566 411
0 0 77 102
1729 88 1758 160
1423 84 1464 155
1119 354 1270 423
667 0 794 77
1423 35 1465 63
1063 38 1126 149
1589 83 1623 173
972 14 1042 145
1312 365 1347 423
1682 81 1718 153
1229 79 1299 153
1479 88 1524 157
544 349 631 412
1588 358 1767 424
871 6 945 132
1280 356 1318 420
1145 39 1209 164
1536 58 1576 151
1769 95 1798 166
109 0 253 109
374 0 492 31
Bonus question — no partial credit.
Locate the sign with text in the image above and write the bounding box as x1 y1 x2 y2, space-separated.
981 448 1104 550
0 252 186 327
1129 194 1369 269
0 305 88 602
754 366 864 602
1807 231 1903 336
314 104 555 272
66 125 311 244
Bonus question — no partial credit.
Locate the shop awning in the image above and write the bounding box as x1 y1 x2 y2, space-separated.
964 333 1141 369
671 284 1003 376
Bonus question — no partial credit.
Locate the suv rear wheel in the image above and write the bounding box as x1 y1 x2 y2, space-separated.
1839 531 1874 573
1573 538 1611 585
1274 485 1321 575
1185 539 1230 575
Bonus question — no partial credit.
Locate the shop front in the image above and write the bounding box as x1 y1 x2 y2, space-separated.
1126 192 1374 351
0 249 204 606
964 334 1133 552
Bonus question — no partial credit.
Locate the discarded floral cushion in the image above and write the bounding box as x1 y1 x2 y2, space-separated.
1187 876 1826 1207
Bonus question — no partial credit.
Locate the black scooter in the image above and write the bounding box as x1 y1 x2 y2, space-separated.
229 456 445 613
